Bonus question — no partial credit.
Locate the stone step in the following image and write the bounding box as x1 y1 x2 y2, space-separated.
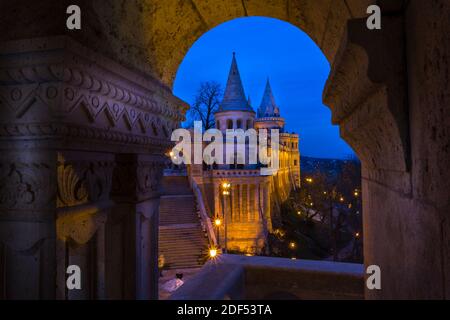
160 237 205 242
159 240 206 246
160 220 199 225
161 176 193 195
159 175 207 270
160 245 206 251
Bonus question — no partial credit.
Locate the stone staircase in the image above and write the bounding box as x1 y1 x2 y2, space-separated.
159 176 209 270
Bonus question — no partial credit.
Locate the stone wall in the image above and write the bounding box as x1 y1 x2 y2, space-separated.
323 0 450 299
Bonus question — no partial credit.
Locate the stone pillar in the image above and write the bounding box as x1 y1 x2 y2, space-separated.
233 184 238 223
255 184 260 222
246 184 251 222
109 154 164 300
263 183 272 233
0 35 186 299
56 151 115 300
0 150 57 299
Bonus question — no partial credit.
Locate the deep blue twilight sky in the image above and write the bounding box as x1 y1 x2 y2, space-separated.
173 17 355 159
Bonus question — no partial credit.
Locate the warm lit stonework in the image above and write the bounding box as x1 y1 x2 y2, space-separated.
188 54 300 254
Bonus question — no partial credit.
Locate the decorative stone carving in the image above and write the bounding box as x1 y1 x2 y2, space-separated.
0 162 54 210
0 37 189 155
57 157 115 208
324 17 410 175
112 155 165 202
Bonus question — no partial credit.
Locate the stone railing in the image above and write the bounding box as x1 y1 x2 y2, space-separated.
170 255 364 300
191 180 217 248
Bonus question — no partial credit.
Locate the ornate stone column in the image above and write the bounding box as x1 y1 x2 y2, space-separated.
56 151 115 300
263 182 272 233
0 150 56 299
255 183 260 222
110 154 164 300
246 184 251 222
0 36 187 299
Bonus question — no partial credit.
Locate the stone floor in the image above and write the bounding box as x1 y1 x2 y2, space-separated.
158 267 202 300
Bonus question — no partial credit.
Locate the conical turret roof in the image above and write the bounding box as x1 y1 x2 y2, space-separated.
218 53 253 112
258 78 280 117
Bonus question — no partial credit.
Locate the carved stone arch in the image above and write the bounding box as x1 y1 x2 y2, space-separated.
324 17 410 178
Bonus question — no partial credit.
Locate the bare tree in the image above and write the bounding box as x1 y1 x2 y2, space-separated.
187 81 222 130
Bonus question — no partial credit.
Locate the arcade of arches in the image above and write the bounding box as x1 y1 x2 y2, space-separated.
0 0 448 299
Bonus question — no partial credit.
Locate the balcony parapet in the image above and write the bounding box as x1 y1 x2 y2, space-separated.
170 254 364 300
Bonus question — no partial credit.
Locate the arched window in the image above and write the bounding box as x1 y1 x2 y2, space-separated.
227 119 233 129
216 120 220 129
246 119 252 129
237 119 242 129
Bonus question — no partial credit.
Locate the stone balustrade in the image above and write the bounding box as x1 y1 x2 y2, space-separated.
170 255 364 300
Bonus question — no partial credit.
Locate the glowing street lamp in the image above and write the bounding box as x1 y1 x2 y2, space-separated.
305 178 313 183
209 248 218 259
214 218 222 226
220 182 231 254
289 242 296 249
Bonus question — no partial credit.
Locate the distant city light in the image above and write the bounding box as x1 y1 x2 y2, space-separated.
289 242 296 249
355 232 360 238
305 178 313 183
340 197 344 202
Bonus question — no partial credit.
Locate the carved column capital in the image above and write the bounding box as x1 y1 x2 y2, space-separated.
323 16 411 193
112 154 166 203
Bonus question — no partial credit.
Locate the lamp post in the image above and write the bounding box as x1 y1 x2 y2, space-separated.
214 217 221 247
221 182 231 254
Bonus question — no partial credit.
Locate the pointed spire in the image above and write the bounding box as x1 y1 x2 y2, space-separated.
258 78 280 118
218 53 253 112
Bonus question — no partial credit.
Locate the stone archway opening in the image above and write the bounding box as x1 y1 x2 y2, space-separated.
146 1 421 299
169 15 363 265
